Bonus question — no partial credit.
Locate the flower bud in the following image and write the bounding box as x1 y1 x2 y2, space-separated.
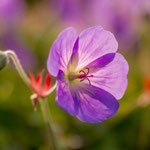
0 51 9 70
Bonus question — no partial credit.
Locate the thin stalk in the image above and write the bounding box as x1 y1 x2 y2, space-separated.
5 50 30 86
4 50 60 149
40 98 60 150
44 83 57 97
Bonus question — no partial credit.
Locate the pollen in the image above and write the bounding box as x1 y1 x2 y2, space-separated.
67 72 78 81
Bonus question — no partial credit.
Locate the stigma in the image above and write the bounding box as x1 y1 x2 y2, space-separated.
77 68 94 85
68 68 93 85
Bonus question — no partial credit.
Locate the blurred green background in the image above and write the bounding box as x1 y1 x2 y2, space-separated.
0 0 150 150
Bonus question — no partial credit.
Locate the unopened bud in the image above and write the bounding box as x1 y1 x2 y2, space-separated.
0 51 9 70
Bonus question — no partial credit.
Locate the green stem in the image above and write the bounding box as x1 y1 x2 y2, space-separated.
40 98 60 150
5 50 30 86
4 50 60 149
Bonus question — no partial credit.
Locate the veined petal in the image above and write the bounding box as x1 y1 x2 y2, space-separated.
76 84 119 123
86 53 129 99
47 27 78 76
67 37 79 71
85 53 116 73
76 26 118 70
56 70 119 123
56 70 79 115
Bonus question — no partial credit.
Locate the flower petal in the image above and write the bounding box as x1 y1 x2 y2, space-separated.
76 84 119 123
56 70 79 115
36 72 43 85
47 27 78 76
56 70 119 123
29 73 35 88
67 37 79 71
76 26 118 70
86 53 129 99
44 74 51 91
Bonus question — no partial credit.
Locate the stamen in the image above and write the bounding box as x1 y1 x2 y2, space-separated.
78 67 93 85
79 70 86 74
85 67 89 74
86 77 91 85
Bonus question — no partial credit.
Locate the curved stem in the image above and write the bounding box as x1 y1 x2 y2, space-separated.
40 98 60 150
5 50 30 86
44 82 57 96
4 50 60 149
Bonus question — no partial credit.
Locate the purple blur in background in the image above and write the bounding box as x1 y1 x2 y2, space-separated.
1 32 37 71
52 0 150 50
0 0 37 70
0 0 25 27
47 26 129 123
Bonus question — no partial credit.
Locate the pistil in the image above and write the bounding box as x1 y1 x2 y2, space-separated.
68 68 94 85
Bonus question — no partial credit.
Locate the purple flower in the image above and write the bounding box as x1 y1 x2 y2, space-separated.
47 26 129 123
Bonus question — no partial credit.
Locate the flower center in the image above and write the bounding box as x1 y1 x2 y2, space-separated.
68 67 93 85
77 68 94 85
